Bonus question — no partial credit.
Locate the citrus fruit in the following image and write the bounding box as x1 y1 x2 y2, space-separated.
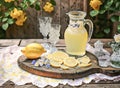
21 43 46 59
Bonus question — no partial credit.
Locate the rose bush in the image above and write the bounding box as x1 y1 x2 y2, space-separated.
0 0 56 31
89 0 120 38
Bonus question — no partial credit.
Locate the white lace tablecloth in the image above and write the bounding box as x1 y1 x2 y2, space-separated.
0 45 120 88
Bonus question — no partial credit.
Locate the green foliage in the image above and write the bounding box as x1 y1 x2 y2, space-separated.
0 0 56 31
90 10 99 17
0 0 56 38
118 24 120 32
0 0 42 30
50 0 56 6
2 23 9 30
104 28 110 34
90 0 120 38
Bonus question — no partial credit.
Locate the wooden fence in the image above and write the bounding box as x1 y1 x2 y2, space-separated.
5 0 118 39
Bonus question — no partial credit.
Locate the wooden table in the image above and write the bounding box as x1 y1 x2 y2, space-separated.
0 39 120 88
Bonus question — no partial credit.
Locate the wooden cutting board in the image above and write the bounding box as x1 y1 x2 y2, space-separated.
18 52 120 79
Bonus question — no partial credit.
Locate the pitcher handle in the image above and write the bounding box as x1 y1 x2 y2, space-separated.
84 19 93 42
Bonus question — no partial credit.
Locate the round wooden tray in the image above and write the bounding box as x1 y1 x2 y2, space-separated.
18 52 120 79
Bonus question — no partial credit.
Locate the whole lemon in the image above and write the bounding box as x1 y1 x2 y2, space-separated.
21 43 46 59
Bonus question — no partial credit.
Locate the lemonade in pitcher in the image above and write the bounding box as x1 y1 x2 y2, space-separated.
64 11 93 56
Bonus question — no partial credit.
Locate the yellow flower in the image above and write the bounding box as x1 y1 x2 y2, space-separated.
10 8 27 26
43 2 54 13
46 2 52 6
15 13 27 26
10 8 23 19
90 0 102 10
5 0 14 3
114 34 120 43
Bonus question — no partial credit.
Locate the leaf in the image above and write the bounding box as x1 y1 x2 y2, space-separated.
2 23 9 30
104 28 110 34
20 2 28 10
29 0 36 5
99 10 106 14
90 10 99 17
5 12 10 17
23 0 27 3
2 18 8 22
7 18 14 24
50 0 56 6
118 24 120 33
35 2 40 10
105 0 113 9
116 2 120 8
119 16 120 22
110 16 118 22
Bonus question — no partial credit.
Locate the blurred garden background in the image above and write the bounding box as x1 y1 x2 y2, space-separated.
0 0 120 39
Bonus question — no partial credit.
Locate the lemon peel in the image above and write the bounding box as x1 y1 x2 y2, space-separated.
21 43 46 59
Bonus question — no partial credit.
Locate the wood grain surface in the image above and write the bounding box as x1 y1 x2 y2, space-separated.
0 39 120 88
5 0 83 39
18 53 120 79
18 51 101 79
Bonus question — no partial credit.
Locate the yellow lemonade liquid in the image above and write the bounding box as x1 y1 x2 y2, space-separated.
65 26 88 56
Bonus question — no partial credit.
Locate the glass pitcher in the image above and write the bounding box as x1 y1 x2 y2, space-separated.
64 11 93 56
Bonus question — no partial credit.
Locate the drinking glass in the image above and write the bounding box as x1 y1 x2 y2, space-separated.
49 24 61 45
38 17 52 41
110 49 120 68
49 24 61 52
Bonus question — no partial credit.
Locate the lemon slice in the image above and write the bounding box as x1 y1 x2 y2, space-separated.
46 51 69 63
50 60 62 68
60 65 69 70
52 51 69 59
77 55 91 64
64 57 78 68
78 63 92 68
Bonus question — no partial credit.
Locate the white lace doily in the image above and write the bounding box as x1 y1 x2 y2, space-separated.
0 45 120 87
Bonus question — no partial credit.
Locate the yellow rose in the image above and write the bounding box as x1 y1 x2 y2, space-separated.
10 8 23 19
15 20 23 26
114 34 120 43
90 0 102 10
5 0 14 3
46 2 52 6
43 2 54 13
15 13 27 26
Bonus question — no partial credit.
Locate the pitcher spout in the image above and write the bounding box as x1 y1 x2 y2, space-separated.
66 11 86 19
